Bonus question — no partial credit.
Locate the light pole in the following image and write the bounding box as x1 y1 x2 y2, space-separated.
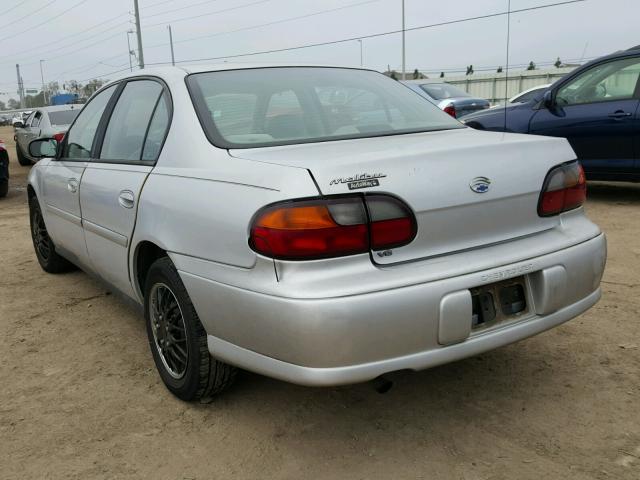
358 39 363 67
127 30 134 71
401 0 406 80
133 0 145 69
168 25 175 66
39 60 47 106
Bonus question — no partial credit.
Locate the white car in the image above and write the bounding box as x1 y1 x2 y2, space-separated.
509 84 552 104
27 65 606 401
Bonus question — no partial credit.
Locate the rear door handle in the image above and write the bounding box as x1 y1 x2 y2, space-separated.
608 110 632 119
118 190 135 209
67 178 79 194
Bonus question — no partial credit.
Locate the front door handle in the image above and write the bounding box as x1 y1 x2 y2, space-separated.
118 190 135 209
608 110 632 119
67 178 79 194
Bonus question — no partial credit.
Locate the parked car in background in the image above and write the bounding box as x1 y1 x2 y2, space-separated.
0 140 8 198
27 65 605 401
0 115 11 126
402 80 490 118
463 46 640 182
509 84 551 104
15 105 81 166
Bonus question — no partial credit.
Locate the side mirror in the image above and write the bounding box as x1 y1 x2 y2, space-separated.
542 90 554 109
29 138 58 159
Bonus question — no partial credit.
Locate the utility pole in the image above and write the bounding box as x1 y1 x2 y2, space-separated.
168 25 175 66
358 39 363 67
401 0 406 80
16 64 24 108
39 60 47 106
126 31 134 71
133 0 144 69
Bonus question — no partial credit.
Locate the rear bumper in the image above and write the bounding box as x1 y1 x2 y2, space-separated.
207 288 600 386
180 233 606 386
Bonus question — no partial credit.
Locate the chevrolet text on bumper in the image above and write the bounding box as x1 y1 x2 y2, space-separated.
27 65 606 401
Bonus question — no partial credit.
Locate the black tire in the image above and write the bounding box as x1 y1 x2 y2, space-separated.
16 143 31 166
144 257 236 402
0 179 7 198
29 196 75 273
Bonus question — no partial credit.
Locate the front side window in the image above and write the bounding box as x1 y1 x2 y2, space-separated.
556 57 640 106
187 67 463 149
64 84 117 159
100 80 163 162
31 112 42 128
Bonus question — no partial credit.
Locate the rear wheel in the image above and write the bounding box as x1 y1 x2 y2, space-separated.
29 196 75 273
16 144 31 166
0 179 7 198
144 257 236 402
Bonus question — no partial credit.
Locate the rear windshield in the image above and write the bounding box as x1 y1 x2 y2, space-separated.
49 110 80 125
187 67 463 148
420 83 470 100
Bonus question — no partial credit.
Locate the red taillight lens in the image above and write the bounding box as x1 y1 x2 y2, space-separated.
538 162 586 217
53 132 65 143
443 104 456 118
250 195 416 260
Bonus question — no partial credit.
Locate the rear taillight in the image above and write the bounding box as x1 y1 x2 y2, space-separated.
443 103 457 118
53 132 65 143
250 195 417 260
538 162 586 217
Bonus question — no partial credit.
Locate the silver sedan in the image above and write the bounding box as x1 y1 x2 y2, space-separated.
15 105 81 166
27 65 606 401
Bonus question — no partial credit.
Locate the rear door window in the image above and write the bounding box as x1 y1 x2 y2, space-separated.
99 80 163 163
49 110 80 126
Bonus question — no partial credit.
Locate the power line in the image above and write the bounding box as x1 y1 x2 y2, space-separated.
143 0 273 28
141 0 177 9
0 0 91 45
146 0 587 66
143 0 382 52
0 0 59 31
5 0 34 16
0 12 130 62
143 0 224 20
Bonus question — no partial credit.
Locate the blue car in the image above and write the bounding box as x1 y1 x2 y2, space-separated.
463 46 640 182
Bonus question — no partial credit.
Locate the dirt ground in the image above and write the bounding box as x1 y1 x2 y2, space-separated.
0 125 638 480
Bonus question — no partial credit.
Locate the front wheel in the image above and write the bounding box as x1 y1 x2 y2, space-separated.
29 196 75 273
0 179 7 198
144 257 237 402
16 144 31 166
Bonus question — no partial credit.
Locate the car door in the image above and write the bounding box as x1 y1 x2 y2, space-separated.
40 85 118 268
79 79 171 298
17 111 36 153
530 55 640 177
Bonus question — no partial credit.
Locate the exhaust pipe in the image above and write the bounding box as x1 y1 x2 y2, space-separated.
372 375 393 394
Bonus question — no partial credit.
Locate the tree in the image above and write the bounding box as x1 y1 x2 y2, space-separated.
440 71 445 78
497 66 503 73
527 61 536 71
47 81 60 96
554 57 562 68
7 98 20 110
466 65 474 75
0 100 6 111
390 70 398 80
412 68 420 80
25 92 46 108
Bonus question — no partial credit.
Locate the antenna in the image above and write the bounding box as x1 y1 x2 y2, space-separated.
503 0 511 132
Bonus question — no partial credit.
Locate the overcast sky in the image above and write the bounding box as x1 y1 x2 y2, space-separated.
0 0 637 103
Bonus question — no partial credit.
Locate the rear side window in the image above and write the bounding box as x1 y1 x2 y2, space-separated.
141 92 170 162
64 84 117 159
49 110 80 126
100 80 163 162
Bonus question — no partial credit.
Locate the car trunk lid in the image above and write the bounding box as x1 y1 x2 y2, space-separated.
230 128 575 265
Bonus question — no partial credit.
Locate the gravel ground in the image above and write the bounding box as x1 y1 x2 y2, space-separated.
0 125 638 479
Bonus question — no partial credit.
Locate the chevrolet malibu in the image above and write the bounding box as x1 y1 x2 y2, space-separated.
26 66 607 402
